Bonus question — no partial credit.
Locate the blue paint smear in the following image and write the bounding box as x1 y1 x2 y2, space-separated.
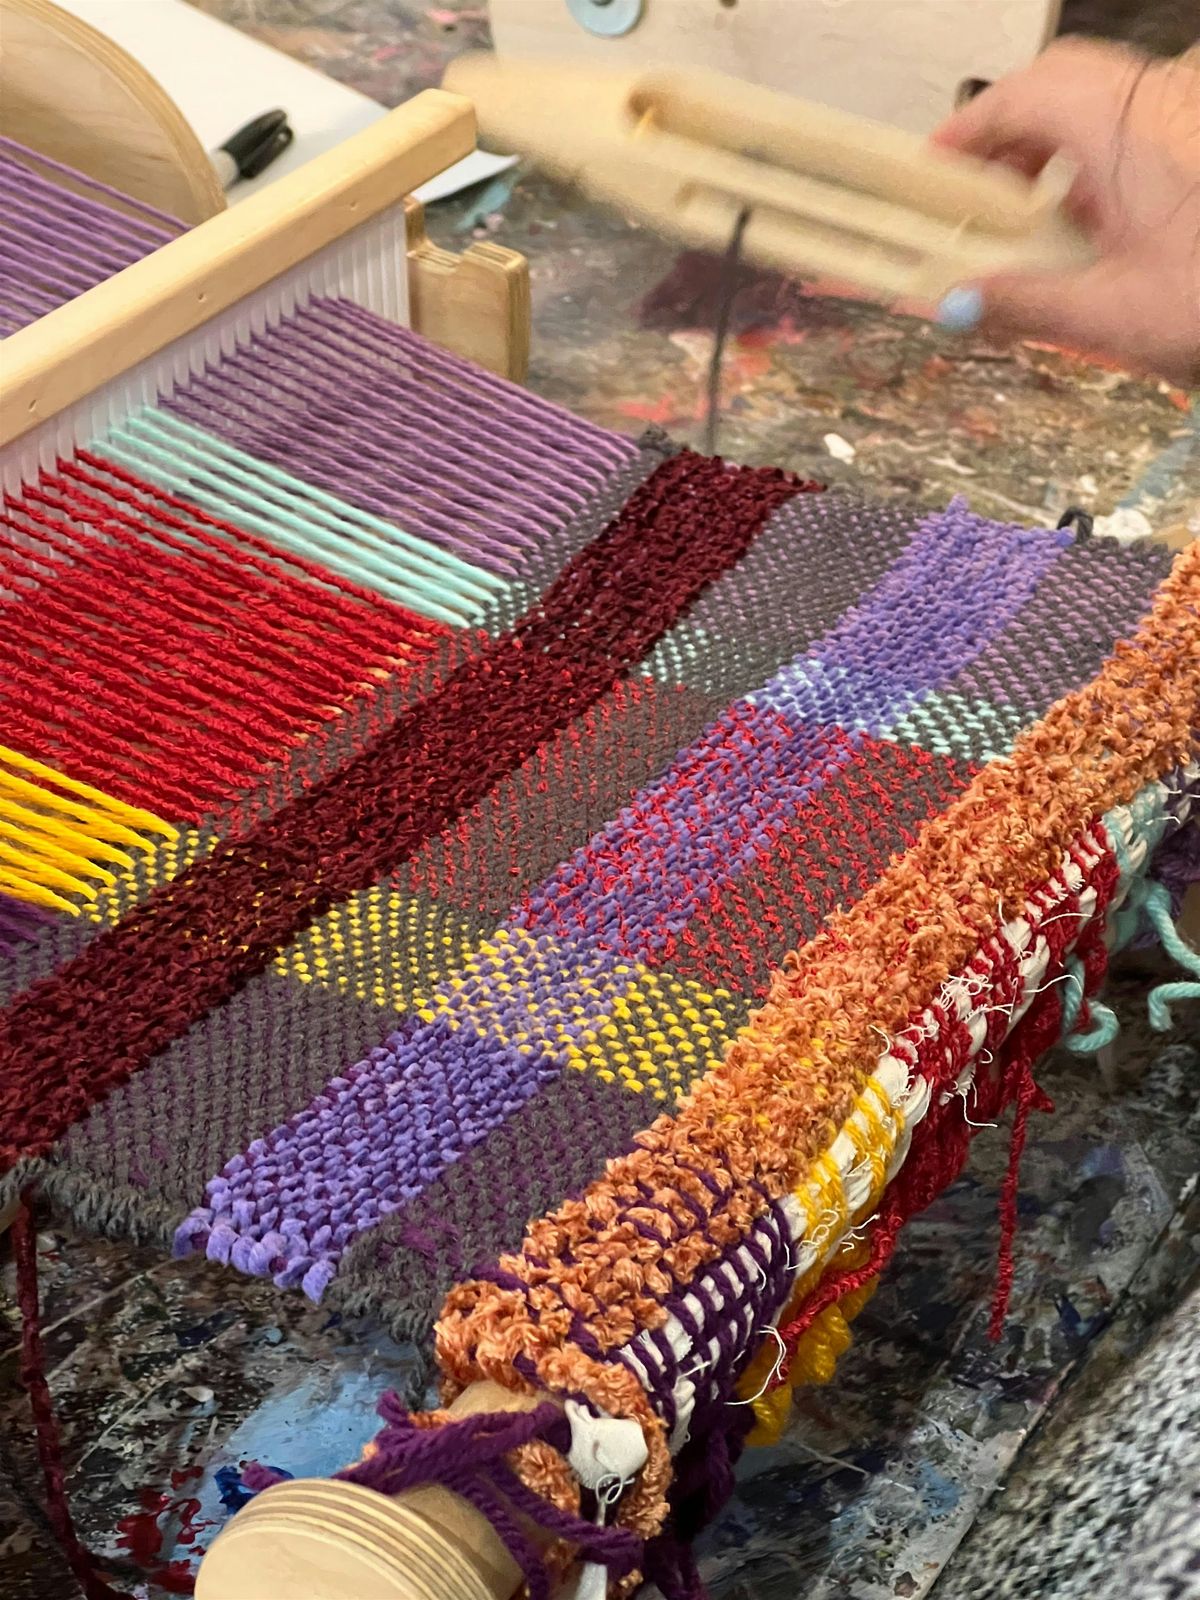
167 1365 396 1570
214 1464 293 1514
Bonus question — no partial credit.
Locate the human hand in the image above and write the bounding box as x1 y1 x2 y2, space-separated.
930 39 1200 387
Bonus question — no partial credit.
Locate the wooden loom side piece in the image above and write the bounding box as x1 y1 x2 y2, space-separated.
0 0 226 226
0 88 477 450
487 0 1065 135
195 1381 533 1600
405 197 531 383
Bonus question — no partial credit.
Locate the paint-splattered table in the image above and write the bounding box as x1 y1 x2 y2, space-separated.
1 4 1197 1597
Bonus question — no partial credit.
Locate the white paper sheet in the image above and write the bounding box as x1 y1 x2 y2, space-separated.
53 0 514 204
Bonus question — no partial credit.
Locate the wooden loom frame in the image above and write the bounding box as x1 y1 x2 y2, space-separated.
0 0 530 429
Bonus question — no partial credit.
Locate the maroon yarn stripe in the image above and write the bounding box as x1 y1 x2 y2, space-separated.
0 453 811 1163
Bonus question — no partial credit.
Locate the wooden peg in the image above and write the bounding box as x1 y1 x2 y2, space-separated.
404 198 531 383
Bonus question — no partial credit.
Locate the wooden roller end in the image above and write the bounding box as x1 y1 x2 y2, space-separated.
195 1476 510 1600
196 1382 536 1599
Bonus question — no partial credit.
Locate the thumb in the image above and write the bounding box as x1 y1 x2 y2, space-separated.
934 265 1145 370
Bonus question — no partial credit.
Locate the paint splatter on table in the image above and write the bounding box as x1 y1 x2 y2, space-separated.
1 3 1197 1596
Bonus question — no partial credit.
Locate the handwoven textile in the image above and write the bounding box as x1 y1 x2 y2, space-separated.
1 300 1197 1591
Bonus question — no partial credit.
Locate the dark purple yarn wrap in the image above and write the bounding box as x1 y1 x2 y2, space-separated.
341 1395 643 1600
0 893 51 954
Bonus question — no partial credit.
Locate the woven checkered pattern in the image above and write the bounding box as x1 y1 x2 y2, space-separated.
1 299 1197 1593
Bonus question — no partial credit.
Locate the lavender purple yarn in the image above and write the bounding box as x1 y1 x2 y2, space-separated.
517 710 861 960
342 1395 642 1600
754 500 1068 729
0 137 183 335
518 504 1065 962
0 137 182 230
173 1014 562 1300
162 297 637 576
172 930 640 1297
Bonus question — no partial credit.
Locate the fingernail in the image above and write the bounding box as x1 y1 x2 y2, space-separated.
936 286 984 332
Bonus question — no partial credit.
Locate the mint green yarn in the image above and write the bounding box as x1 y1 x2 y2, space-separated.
1063 999 1120 1053
1137 877 1200 1031
101 408 501 627
1060 955 1121 1053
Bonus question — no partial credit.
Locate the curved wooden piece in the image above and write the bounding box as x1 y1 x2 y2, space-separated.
0 0 225 224
195 1382 538 1600
405 197 530 383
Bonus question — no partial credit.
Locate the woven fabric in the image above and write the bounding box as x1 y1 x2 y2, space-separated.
1 297 1197 1586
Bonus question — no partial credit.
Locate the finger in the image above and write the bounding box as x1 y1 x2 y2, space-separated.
931 38 1148 167
978 139 1061 182
934 263 1187 382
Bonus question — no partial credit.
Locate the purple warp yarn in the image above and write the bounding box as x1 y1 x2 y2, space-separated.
340 1396 642 1600
0 136 184 335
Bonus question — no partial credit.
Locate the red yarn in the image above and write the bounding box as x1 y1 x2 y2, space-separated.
778 842 1123 1372
0 452 813 1165
0 453 440 818
12 1193 134 1600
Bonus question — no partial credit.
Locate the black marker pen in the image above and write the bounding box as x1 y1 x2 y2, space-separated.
211 110 294 189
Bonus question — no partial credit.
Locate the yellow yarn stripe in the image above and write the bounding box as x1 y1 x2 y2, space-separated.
275 887 478 1012
563 967 734 1103
84 830 210 925
280 899 735 1108
0 746 176 916
734 1066 910 1443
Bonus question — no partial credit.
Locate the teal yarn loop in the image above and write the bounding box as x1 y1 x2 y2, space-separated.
1059 955 1120 1055
1057 870 1200 1053
1136 878 1200 1031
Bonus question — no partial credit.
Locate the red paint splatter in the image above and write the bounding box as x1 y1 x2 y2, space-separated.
151 1561 197 1595
115 1492 168 1565
619 394 691 426
114 1477 215 1596
736 316 811 350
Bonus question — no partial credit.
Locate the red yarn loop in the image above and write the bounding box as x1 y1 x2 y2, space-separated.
13 1191 135 1600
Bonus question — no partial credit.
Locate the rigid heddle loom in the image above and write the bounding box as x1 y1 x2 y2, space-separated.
2 22 1200 1600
